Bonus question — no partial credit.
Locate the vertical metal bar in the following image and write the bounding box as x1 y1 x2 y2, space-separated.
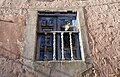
53 32 56 60
61 32 65 60
69 32 74 60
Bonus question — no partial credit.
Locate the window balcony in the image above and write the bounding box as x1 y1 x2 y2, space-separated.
36 31 81 61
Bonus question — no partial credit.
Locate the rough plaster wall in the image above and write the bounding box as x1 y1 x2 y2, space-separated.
85 2 120 77
0 0 28 76
0 0 120 77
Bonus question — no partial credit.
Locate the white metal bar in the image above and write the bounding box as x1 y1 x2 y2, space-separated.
53 33 56 60
69 32 74 60
61 32 65 60
51 31 79 33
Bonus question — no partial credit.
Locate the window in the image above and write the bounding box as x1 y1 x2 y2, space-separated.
36 11 82 61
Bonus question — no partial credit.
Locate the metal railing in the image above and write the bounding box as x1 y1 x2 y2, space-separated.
51 31 79 60
37 31 82 61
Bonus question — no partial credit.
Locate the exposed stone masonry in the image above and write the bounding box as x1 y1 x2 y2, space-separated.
0 0 120 77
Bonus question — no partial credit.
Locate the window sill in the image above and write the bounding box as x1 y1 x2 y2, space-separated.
35 60 84 63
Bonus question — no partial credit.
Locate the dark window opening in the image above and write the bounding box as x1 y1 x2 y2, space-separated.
36 11 81 61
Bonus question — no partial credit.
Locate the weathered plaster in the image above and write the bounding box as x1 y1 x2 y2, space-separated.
23 2 90 76
1 0 120 77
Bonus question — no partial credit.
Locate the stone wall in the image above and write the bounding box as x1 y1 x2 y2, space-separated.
0 7 27 77
85 2 120 77
0 0 120 77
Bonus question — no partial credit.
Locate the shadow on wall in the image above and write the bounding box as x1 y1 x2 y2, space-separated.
0 46 74 77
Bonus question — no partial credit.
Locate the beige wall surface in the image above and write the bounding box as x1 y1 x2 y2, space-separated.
0 0 120 77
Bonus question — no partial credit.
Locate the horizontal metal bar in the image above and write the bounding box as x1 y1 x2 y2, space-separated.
51 31 79 33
